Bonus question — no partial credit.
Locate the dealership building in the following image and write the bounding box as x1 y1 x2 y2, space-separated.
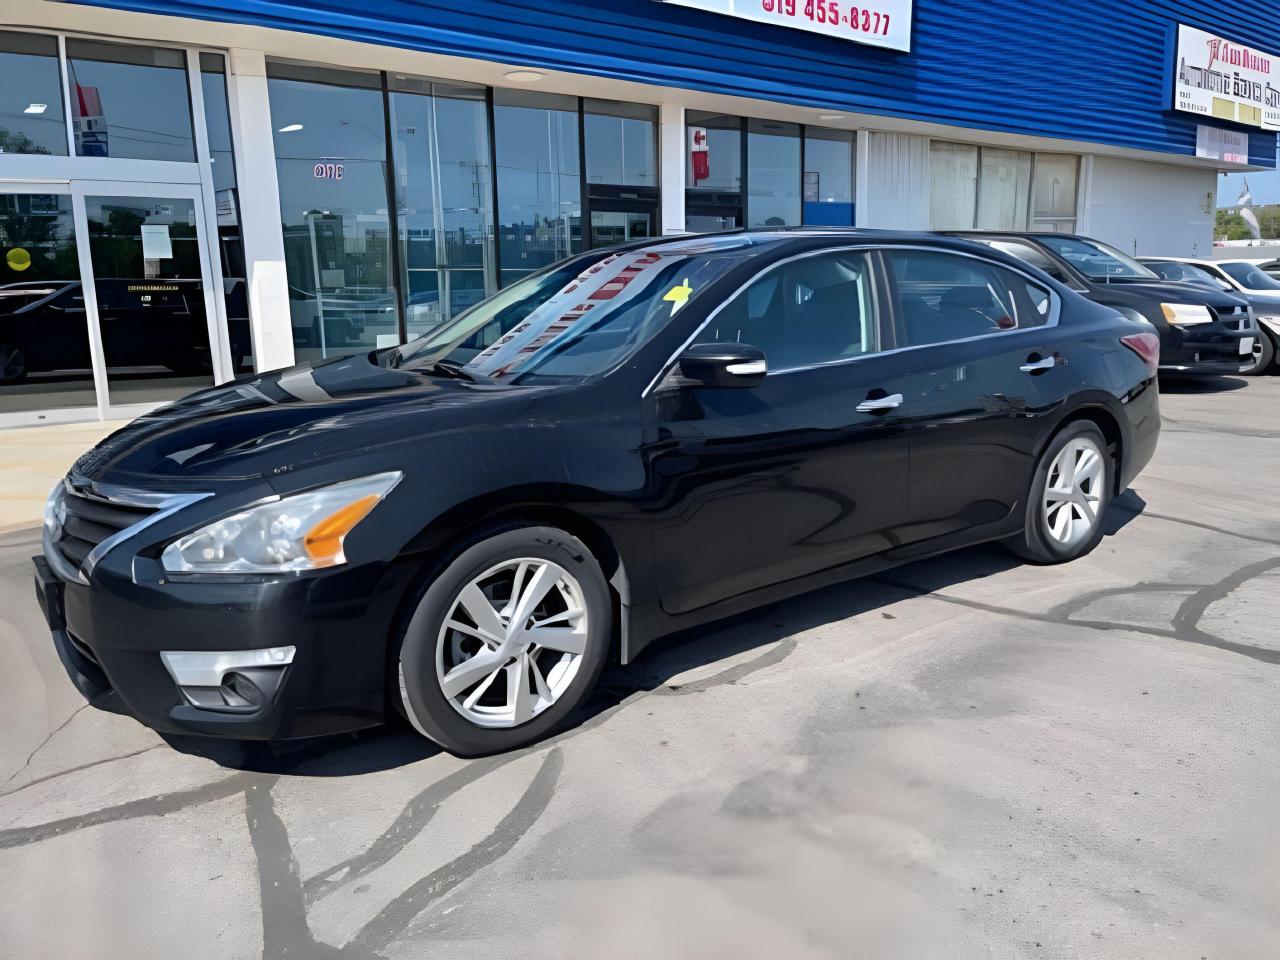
0 0 1277 427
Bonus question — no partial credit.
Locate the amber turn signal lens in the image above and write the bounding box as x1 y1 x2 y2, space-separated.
302 493 381 567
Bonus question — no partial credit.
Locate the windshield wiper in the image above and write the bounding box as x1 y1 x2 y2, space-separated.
427 360 482 382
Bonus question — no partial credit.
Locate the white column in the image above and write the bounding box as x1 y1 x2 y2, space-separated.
854 130 871 227
659 102 686 234
227 49 294 373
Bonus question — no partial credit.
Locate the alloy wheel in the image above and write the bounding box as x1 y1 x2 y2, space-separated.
0 345 25 382
435 558 589 728
1042 437 1104 549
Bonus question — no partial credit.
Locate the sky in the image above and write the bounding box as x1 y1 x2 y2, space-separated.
1218 144 1280 207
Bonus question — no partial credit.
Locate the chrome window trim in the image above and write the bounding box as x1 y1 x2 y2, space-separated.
642 242 1061 396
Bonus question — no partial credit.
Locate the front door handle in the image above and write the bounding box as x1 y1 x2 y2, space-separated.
856 393 903 413
1019 354 1061 373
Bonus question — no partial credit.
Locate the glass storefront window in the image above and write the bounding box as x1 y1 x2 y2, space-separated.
389 77 494 338
802 127 854 226
747 119 800 227
686 111 742 233
929 141 979 230
0 193 95 413
585 100 656 188
66 40 195 162
268 63 396 361
976 147 1032 231
1031 153 1080 232
0 32 68 156
200 53 252 373
494 89 582 287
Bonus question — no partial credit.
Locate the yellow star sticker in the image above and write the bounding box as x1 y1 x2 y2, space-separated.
663 278 694 314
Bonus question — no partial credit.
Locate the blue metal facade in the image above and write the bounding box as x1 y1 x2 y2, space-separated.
73 0 1280 166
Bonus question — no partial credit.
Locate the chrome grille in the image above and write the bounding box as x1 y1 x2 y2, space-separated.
1212 304 1253 331
51 486 157 571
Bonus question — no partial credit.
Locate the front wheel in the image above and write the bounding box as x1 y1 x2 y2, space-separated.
1006 421 1112 565
397 525 612 755
1239 330 1275 376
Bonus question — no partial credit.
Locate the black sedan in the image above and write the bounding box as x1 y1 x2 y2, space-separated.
34 230 1161 755
948 232 1254 377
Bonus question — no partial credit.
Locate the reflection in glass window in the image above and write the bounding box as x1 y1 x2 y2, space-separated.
494 89 582 287
0 194 95 413
0 32 67 156
200 53 252 373
268 64 396 361
802 127 854 226
389 78 494 337
584 100 656 188
747 119 800 227
685 111 742 233
66 40 194 162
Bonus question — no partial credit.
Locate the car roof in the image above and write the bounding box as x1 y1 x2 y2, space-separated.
624 227 1009 258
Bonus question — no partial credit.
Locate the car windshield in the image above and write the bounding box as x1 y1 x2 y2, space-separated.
1220 261 1280 291
1037 236 1158 281
1146 261 1228 289
392 237 756 383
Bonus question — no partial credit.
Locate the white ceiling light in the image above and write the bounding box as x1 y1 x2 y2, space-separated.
818 113 844 121
278 123 304 133
24 103 48 115
504 69 546 82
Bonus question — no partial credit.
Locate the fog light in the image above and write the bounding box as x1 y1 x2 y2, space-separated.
162 647 295 712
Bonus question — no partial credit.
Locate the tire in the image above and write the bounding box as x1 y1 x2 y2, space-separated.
397 525 612 755
0 343 27 383
1239 330 1275 376
1006 421 1112 565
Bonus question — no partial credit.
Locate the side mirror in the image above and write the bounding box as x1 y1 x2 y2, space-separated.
677 342 767 388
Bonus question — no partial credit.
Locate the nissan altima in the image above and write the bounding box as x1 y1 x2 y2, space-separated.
33 230 1161 755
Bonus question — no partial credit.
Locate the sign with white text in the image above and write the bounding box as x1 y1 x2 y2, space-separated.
1174 24 1280 130
658 0 912 53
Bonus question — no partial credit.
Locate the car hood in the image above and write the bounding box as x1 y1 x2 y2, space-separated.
1243 292 1280 315
1088 279 1247 309
70 354 542 485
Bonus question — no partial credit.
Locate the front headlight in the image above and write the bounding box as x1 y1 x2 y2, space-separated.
1160 303 1213 326
44 480 66 538
161 472 402 574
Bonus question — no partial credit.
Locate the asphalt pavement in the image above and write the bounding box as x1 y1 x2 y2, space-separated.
1 376 1277 960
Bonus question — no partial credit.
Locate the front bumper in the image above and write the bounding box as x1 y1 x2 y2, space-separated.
33 546 414 741
1158 326 1254 376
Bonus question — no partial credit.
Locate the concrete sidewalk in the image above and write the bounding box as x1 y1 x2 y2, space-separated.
0 420 128 534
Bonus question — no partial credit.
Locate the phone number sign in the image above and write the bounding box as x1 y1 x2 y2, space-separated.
658 0 912 53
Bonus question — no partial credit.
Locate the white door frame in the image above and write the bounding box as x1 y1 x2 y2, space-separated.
70 179 226 422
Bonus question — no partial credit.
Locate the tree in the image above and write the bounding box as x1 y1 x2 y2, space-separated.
1215 209 1254 241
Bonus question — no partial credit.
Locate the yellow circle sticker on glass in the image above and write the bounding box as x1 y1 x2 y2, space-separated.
6 248 32 272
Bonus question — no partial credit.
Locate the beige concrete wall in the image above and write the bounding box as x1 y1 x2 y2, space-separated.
0 422 128 534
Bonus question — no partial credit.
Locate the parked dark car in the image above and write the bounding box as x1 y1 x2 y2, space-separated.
947 232 1254 377
1139 257 1278 375
33 230 1161 755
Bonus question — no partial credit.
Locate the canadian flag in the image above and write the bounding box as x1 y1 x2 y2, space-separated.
689 126 710 184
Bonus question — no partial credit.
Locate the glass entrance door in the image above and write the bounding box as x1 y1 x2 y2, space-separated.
0 187 98 420
75 184 223 413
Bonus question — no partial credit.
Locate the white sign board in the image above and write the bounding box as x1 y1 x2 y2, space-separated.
1195 124 1249 164
657 0 912 53
1174 23 1280 130
140 224 172 260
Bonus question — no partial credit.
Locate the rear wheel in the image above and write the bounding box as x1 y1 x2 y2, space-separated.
1007 421 1112 564
0 343 27 383
1239 330 1275 376
397 525 612 755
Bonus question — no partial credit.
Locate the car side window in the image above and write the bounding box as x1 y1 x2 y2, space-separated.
887 249 1052 349
694 252 877 371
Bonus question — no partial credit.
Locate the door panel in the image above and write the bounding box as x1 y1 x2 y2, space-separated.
882 247 1082 544
646 249 909 616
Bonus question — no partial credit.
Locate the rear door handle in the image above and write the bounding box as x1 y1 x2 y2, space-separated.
1019 355 1060 373
856 393 903 413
